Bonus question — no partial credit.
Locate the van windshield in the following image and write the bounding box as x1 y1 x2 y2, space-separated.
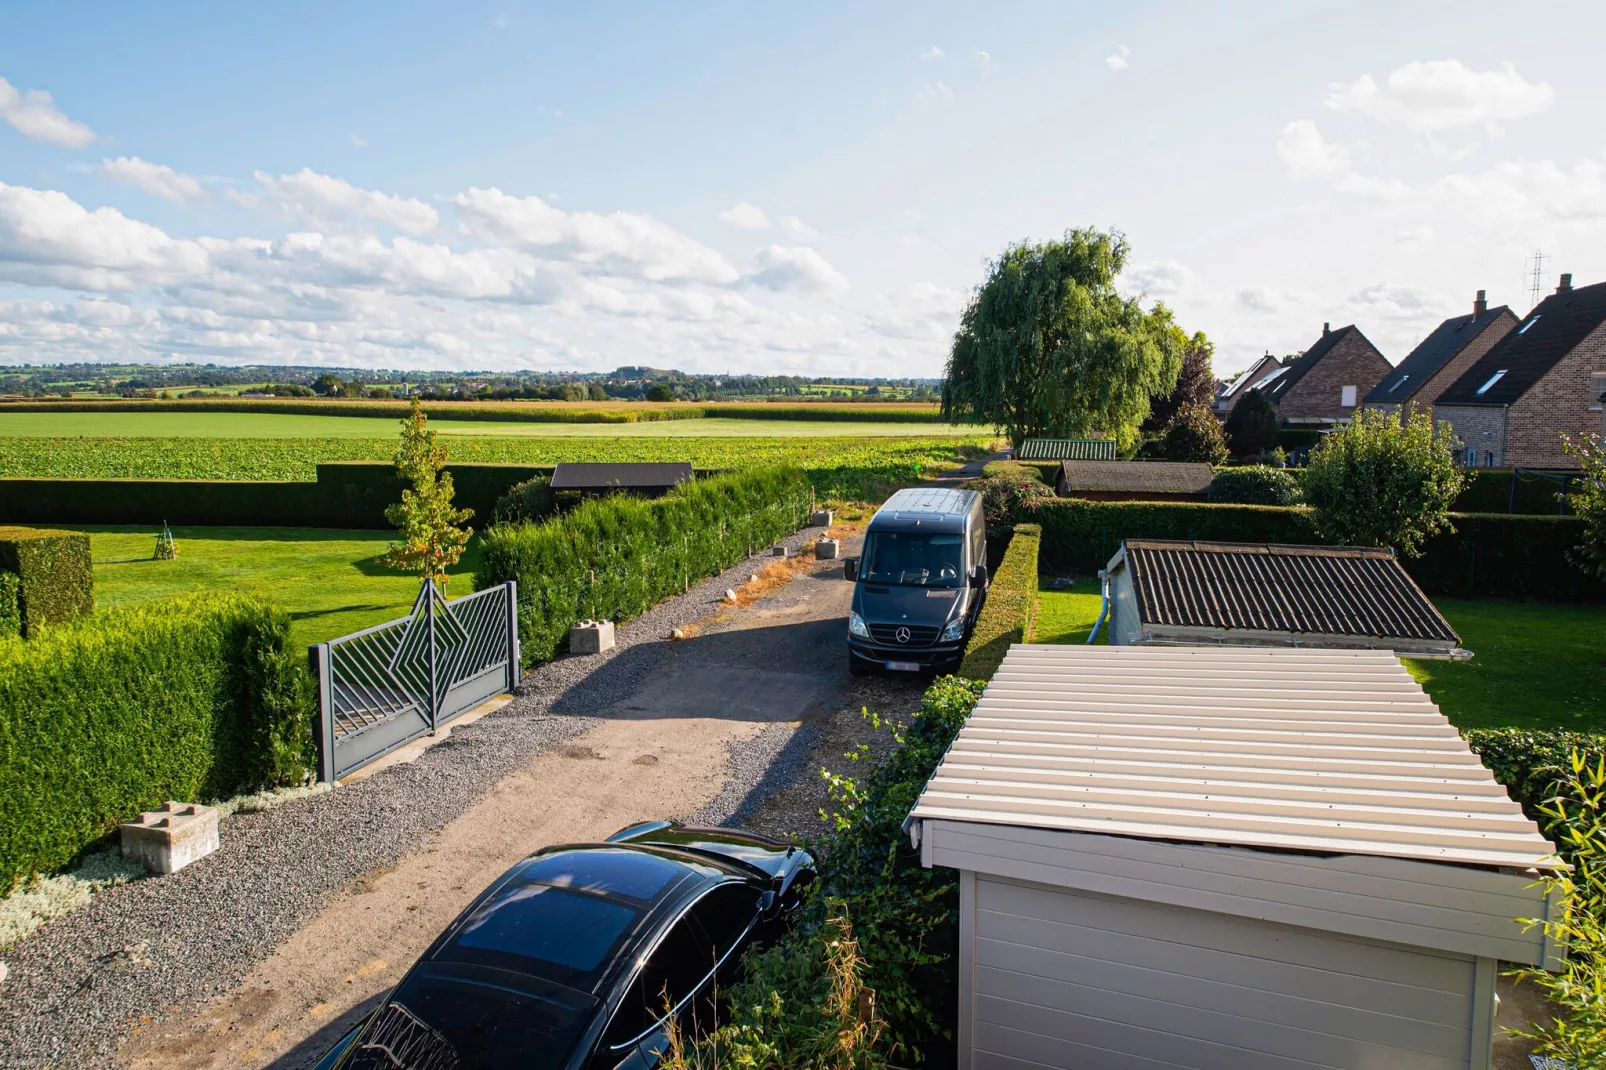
860 532 965 588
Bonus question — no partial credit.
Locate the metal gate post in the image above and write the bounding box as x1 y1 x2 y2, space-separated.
504 579 520 692
312 643 335 784
426 577 439 734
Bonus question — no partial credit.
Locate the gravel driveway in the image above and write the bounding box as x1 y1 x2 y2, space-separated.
0 519 929 1069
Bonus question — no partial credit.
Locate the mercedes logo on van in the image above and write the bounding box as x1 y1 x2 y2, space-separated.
895 627 911 643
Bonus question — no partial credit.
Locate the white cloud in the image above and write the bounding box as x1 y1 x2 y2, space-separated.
920 45 944 61
779 214 817 240
99 157 208 204
746 245 848 295
1122 259 1197 299
349 134 369 148
1276 120 1409 199
1325 60 1553 134
866 281 965 340
250 169 439 234
0 76 95 148
455 186 741 284
976 51 997 77
0 182 209 291
1342 282 1452 321
917 81 955 105
1106 46 1130 71
717 201 771 229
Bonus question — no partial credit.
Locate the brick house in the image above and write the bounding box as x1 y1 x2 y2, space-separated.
1362 291 1517 418
1262 323 1391 426
1213 352 1288 416
1434 275 1606 468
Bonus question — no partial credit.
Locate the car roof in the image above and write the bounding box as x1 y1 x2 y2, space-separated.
868 487 978 534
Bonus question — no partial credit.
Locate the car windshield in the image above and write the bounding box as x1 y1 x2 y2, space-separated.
436 882 644 992
346 963 595 1070
861 531 965 587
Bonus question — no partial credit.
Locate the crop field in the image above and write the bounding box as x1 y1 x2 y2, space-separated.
0 411 974 439
0 398 945 423
0 434 993 481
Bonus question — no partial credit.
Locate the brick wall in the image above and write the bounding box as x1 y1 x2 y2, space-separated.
1277 332 1392 423
1505 320 1606 467
1433 404 1506 466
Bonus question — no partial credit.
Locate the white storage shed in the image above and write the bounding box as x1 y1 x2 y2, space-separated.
907 645 1562 1070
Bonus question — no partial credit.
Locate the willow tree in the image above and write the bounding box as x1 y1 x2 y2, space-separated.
940 228 1191 452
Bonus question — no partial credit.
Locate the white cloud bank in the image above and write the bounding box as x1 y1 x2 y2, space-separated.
1325 59 1553 134
0 76 95 148
717 201 771 229
248 169 440 234
100 157 208 203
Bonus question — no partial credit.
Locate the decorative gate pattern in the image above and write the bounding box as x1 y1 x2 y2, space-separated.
311 580 519 782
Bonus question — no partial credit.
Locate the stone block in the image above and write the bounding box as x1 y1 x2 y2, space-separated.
815 537 840 560
569 619 615 654
120 801 219 875
769 545 788 558
809 509 834 527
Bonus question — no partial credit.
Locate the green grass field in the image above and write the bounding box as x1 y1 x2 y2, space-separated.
1031 579 1606 733
88 526 481 650
0 412 973 439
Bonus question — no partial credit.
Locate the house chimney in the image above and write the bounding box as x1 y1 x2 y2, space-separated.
1474 290 1487 316
1322 322 1330 336
1558 273 1573 293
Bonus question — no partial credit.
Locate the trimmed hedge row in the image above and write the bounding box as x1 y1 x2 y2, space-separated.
1463 728 1606 865
1453 468 1574 515
1022 498 1606 602
959 523 1041 680
0 526 93 635
475 468 813 663
0 398 949 423
0 594 315 888
0 572 19 638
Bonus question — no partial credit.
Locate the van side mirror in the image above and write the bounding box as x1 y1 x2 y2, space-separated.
971 565 988 587
843 558 858 582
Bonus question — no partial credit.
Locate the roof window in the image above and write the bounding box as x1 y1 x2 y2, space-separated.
1518 315 1540 335
1391 374 1410 391
1475 370 1507 396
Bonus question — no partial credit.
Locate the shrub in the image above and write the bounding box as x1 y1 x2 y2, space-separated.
0 526 93 636
493 475 557 525
1207 465 1302 506
959 523 1040 680
1159 404 1229 464
0 572 18 639
1564 432 1606 580
964 462 1051 535
0 594 315 889
1223 388 1278 456
475 468 812 663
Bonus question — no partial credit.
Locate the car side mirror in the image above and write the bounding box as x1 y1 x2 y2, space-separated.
843 558 858 582
971 565 988 587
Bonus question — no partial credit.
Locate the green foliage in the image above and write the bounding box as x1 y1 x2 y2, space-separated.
1025 498 1319 571
645 383 677 402
383 401 474 583
1223 389 1279 456
941 228 1193 451
0 526 94 636
1143 339 1216 433
1275 428 1321 452
1207 465 1302 505
964 462 1052 535
1564 433 1606 580
959 523 1041 680
493 475 557 525
0 571 18 638
0 594 315 889
1302 407 1464 557
476 468 812 663
1463 729 1606 831
1451 468 1572 514
1159 404 1229 464
1408 513 1606 602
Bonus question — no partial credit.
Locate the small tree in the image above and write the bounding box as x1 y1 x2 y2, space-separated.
1144 337 1216 433
645 382 676 402
1159 404 1229 464
1223 388 1279 456
1564 432 1606 579
1302 407 1463 556
382 399 473 587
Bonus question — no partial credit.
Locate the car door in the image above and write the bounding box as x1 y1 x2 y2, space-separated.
588 901 715 1069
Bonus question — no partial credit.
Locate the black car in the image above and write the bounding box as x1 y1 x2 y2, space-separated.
315 822 815 1070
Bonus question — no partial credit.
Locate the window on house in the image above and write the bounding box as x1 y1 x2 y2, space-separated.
1463 447 1478 466
1590 372 1606 411
1391 374 1410 392
1485 451 1496 467
1518 315 1541 334
1340 385 1358 407
1475 370 1507 396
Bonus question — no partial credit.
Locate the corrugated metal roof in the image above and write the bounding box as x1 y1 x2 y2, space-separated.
1018 438 1117 460
909 645 1557 870
1060 461 1212 495
1120 539 1458 645
550 462 693 489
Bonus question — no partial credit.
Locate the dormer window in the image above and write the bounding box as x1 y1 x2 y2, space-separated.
1475 370 1507 396
1518 315 1540 335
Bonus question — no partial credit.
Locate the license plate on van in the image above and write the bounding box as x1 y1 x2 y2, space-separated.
886 661 921 673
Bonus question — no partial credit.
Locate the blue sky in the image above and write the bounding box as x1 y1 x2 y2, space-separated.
1 2 1601 377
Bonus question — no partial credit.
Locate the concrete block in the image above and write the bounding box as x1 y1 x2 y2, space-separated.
815 537 840 560
809 509 834 527
569 619 615 654
769 545 788 558
120 802 219 875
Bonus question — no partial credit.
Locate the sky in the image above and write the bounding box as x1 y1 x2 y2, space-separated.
0 2 1602 380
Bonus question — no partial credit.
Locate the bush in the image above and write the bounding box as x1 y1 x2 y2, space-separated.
959 523 1040 680
493 475 557 524
1565 433 1606 580
0 594 315 889
1463 728 1606 837
0 526 93 636
1207 466 1302 506
1224 388 1279 456
0 572 18 639
1303 407 1463 557
1411 512 1606 602
1159 404 1228 464
476 468 812 663
964 462 1052 536
1453 468 1573 514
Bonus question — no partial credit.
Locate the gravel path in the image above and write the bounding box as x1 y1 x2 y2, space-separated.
0 525 828 1069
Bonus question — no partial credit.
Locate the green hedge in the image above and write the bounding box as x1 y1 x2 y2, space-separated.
959 523 1041 680
1025 499 1317 571
1463 728 1606 861
1207 466 1302 505
0 526 93 635
0 594 315 888
475 468 812 663
0 572 19 638
1452 469 1574 515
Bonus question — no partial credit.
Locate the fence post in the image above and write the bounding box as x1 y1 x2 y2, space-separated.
312 643 335 785
425 578 438 735
504 579 520 693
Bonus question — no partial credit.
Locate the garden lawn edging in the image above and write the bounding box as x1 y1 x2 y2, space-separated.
959 522 1041 680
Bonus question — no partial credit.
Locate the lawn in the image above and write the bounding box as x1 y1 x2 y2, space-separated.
87 526 481 650
1030 579 1606 733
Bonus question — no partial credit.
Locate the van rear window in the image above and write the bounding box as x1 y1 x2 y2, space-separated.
861 532 964 587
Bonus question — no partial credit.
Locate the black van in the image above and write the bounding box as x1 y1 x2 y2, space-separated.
843 487 987 676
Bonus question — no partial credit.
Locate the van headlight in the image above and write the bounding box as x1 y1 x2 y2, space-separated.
940 617 966 642
848 611 869 638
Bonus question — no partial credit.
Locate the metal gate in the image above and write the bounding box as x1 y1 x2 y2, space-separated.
311 580 519 782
